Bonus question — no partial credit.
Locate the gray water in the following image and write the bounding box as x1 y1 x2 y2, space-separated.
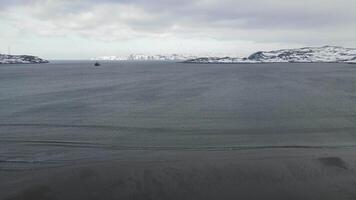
1 61 356 169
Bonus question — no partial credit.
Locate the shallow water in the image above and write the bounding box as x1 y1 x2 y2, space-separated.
1 61 356 169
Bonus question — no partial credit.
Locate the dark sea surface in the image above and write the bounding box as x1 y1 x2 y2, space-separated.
1 61 356 170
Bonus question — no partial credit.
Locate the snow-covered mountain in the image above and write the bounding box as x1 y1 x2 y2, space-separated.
184 57 246 63
92 56 127 61
92 54 198 61
0 54 49 64
184 46 356 64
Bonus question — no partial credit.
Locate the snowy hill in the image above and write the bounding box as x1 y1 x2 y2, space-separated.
92 54 198 61
184 46 356 64
92 56 127 61
0 54 49 64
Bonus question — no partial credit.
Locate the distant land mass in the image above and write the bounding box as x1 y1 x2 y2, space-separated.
0 54 49 64
3 46 356 64
184 46 356 64
92 54 199 61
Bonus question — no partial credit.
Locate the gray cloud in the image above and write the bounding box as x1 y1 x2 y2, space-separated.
3 1 356 32
1 0 356 58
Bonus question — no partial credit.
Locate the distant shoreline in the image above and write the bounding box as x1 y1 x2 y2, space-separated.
0 54 49 64
181 61 356 64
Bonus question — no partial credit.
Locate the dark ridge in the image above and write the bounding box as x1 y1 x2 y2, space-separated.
247 51 264 60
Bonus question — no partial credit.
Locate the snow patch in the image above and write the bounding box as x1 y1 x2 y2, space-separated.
0 54 49 64
184 46 356 64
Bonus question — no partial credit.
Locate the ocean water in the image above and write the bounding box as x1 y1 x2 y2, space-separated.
1 61 356 169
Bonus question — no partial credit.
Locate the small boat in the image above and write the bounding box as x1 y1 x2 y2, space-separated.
94 62 101 66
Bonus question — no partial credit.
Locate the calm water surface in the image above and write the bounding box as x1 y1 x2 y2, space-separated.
1 61 356 169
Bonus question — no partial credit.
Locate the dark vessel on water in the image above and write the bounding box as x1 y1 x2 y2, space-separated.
94 62 101 66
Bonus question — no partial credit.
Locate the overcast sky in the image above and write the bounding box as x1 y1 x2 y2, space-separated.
0 0 356 59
